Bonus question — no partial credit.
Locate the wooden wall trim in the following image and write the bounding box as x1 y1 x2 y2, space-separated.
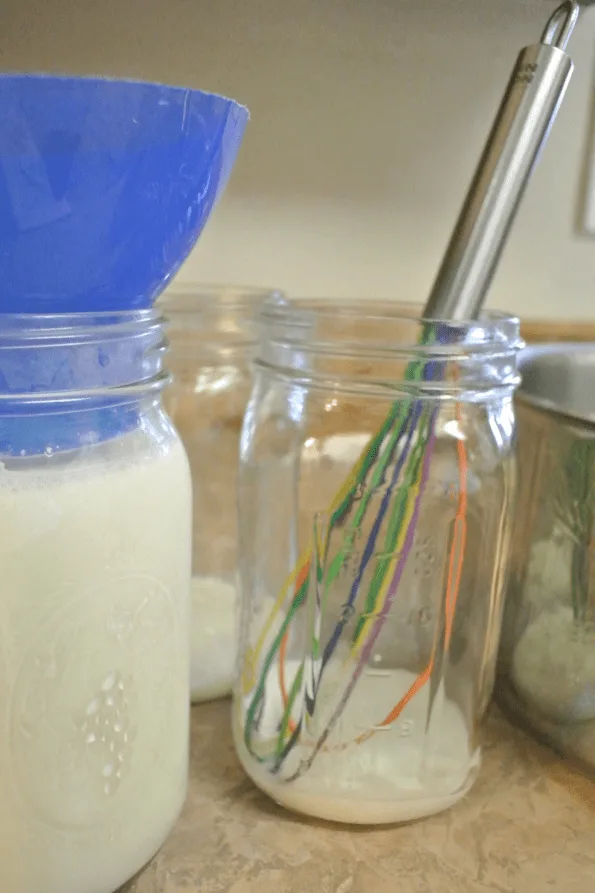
521 319 595 343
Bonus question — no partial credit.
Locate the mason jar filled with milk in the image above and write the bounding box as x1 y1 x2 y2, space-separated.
0 310 192 893
161 285 282 702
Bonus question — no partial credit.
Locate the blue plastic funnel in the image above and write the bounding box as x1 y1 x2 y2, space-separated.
0 74 249 313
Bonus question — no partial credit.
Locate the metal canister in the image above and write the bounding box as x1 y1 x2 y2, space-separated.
496 343 595 770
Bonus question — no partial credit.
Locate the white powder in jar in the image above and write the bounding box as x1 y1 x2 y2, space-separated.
510 533 595 724
512 605 595 724
190 576 237 702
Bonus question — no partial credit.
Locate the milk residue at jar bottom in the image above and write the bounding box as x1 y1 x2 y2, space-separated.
0 427 192 893
234 659 479 825
190 576 237 702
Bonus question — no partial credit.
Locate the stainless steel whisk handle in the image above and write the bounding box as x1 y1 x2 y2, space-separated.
423 0 579 322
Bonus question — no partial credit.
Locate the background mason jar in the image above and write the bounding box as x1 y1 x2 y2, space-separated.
161 285 283 703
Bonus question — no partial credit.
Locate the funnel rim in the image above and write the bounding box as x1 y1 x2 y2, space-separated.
0 71 250 117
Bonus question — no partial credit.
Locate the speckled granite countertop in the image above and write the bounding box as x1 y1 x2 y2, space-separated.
129 701 595 893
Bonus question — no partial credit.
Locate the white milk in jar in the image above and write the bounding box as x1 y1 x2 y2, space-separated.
0 313 192 893
234 658 478 825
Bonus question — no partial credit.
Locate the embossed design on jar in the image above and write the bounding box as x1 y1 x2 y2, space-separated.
10 574 182 829
412 534 437 579
549 438 595 623
76 669 136 798
548 439 595 541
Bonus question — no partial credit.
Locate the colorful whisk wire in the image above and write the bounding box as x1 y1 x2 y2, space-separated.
242 326 462 771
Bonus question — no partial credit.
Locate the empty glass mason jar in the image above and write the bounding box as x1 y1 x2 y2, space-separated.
0 310 191 893
161 285 282 703
233 299 521 825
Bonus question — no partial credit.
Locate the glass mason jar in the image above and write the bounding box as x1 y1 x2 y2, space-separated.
0 311 192 893
160 285 282 703
233 299 521 825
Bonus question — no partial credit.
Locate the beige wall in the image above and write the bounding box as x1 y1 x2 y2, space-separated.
2 0 595 318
